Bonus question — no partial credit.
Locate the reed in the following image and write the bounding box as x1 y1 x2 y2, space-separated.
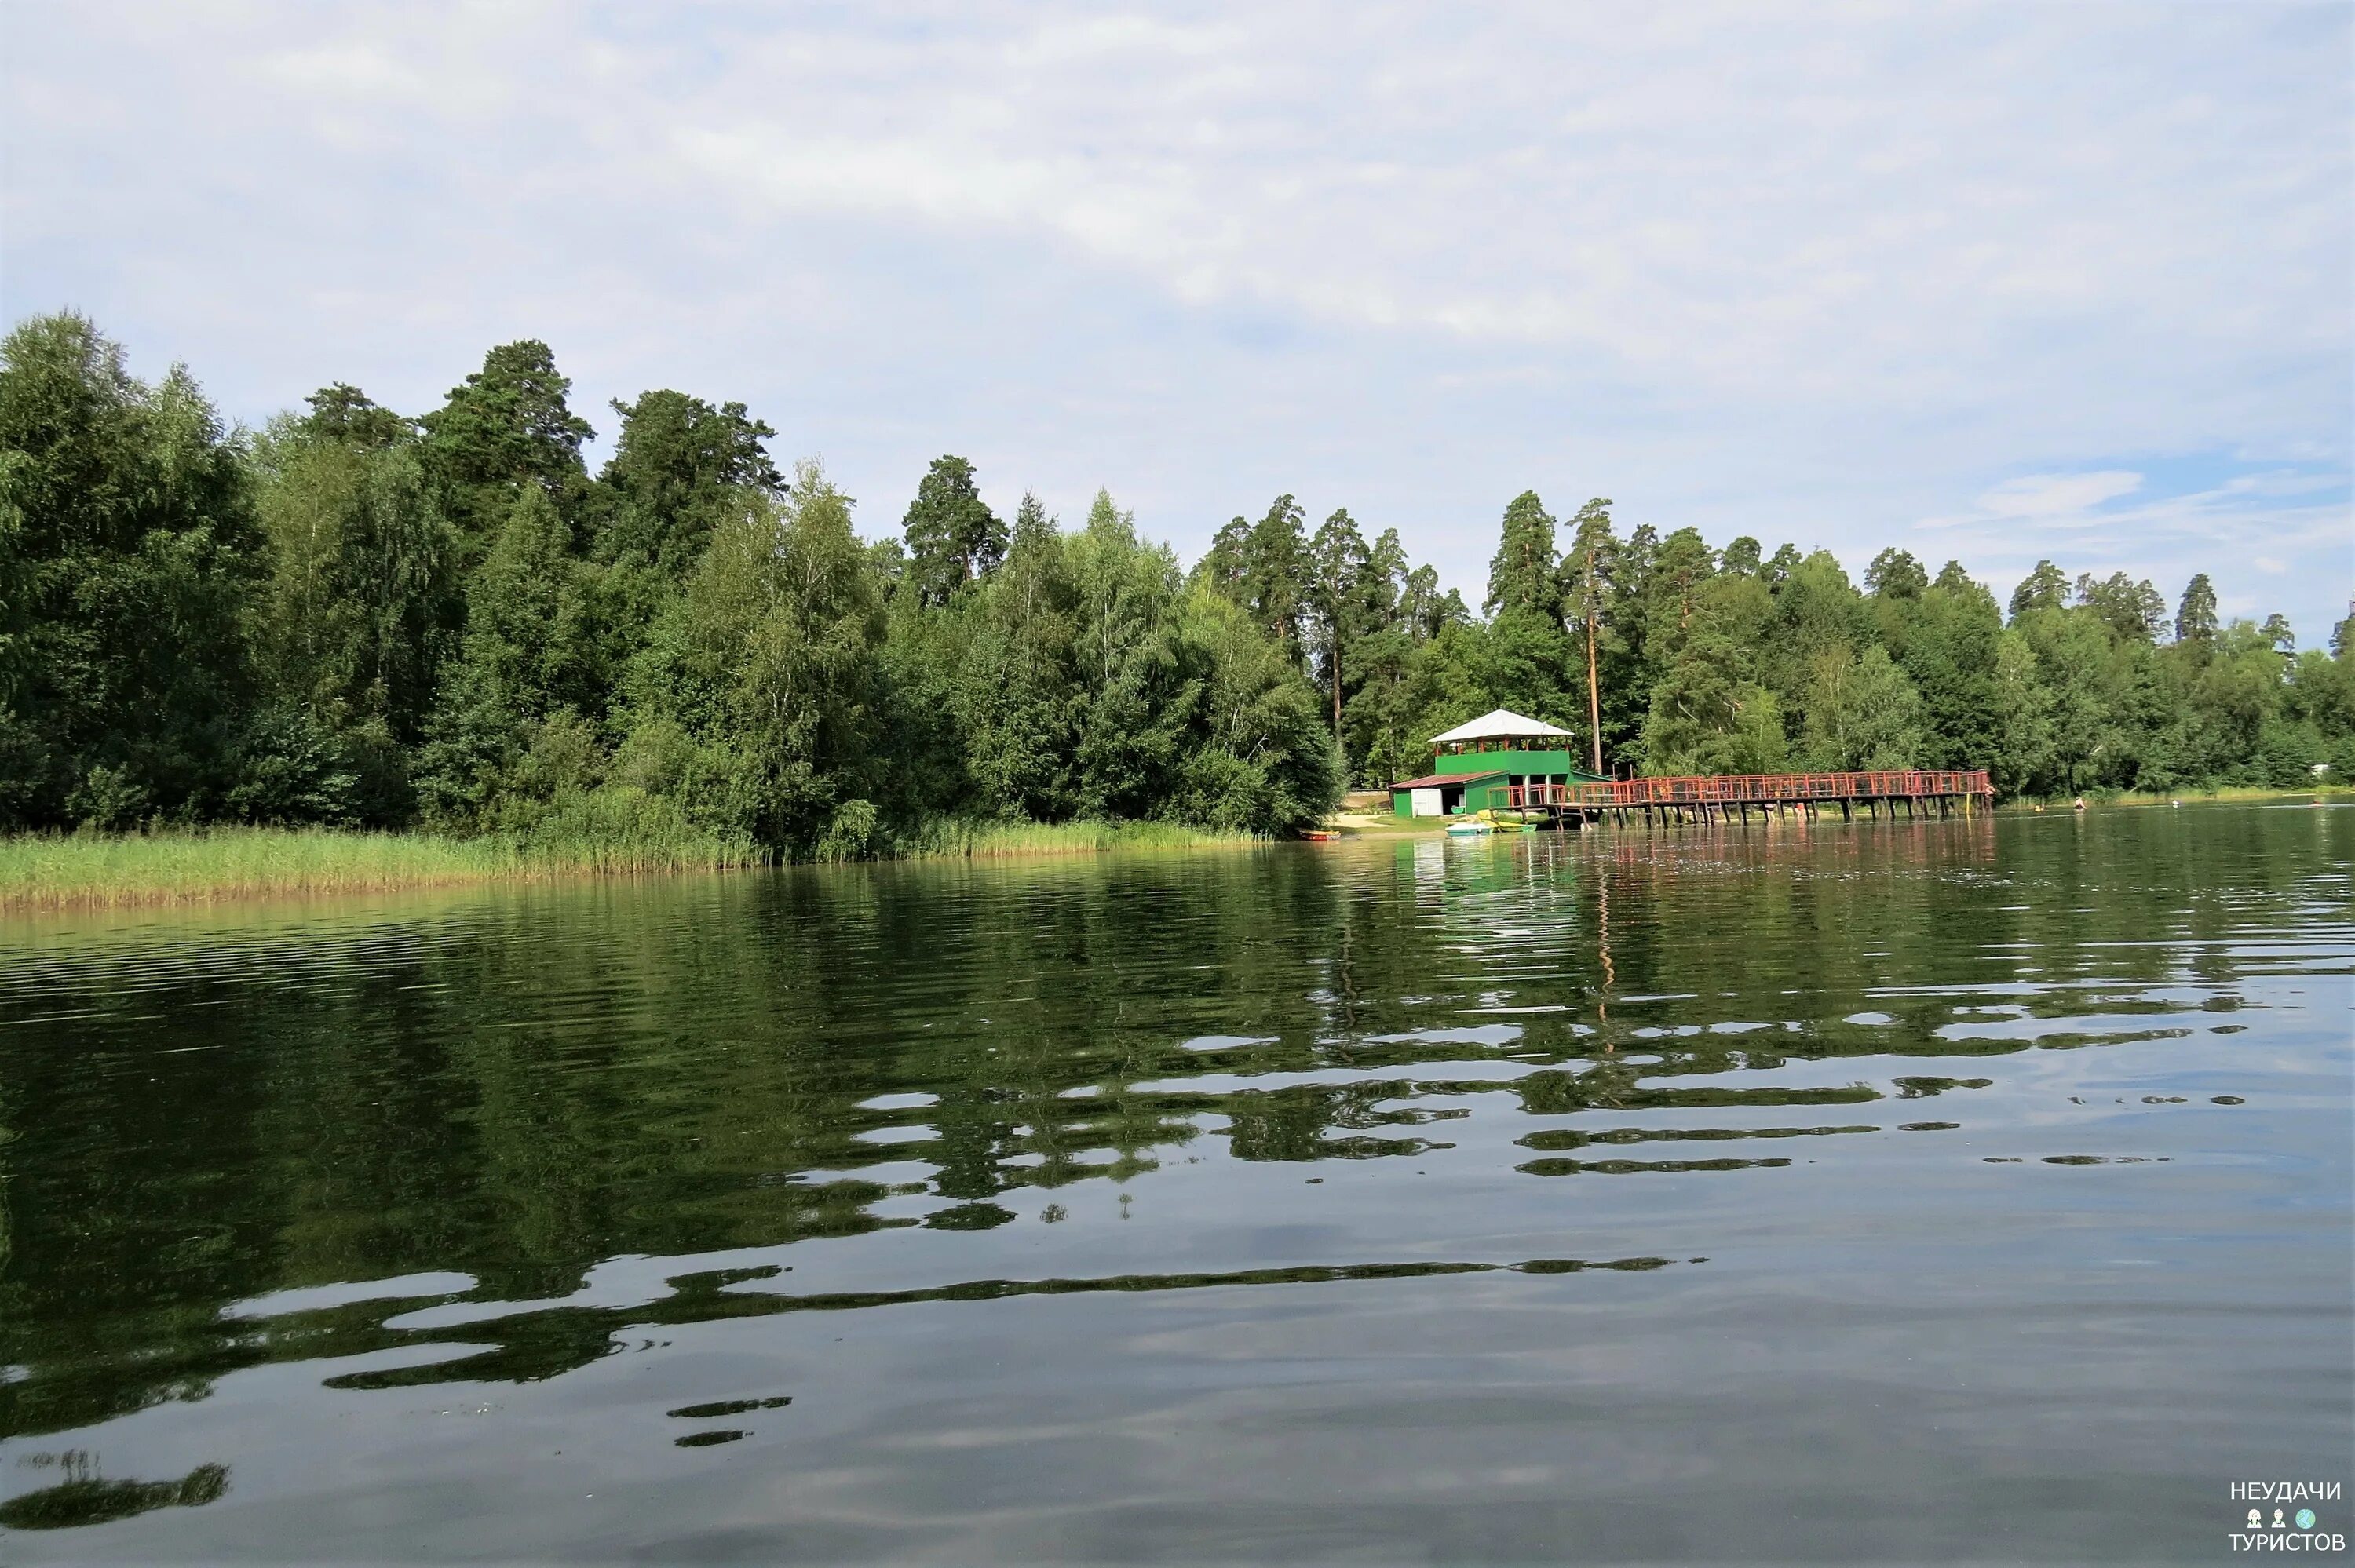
2006 782 2352 810
2119 782 2349 803
0 817 1274 909
0 826 761 910
892 819 1263 859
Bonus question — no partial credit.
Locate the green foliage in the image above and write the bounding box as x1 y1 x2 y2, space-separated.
2 311 2335 871
900 454 1005 607
246 396 455 821
414 487 609 827
1305 507 1371 735
2174 573 2219 650
1864 548 1927 600
1197 493 1314 672
418 340 594 553
1987 630 2055 796
592 389 780 576
0 313 258 829
1641 626 1787 775
2075 571 2167 644
1484 490 1559 620
2010 560 2069 618
626 462 887 853
1799 645 1925 769
1170 586 1342 834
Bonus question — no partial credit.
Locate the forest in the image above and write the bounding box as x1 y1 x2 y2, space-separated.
2 312 2349 861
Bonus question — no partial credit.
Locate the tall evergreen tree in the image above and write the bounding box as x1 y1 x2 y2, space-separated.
1896 570 2003 771
2009 560 2070 619
901 454 1005 607
1306 508 1370 735
2076 571 2167 644
1243 494 1310 661
418 341 594 555
593 391 780 577
1864 548 1928 600
302 383 413 450
2174 573 2220 650
1562 498 1617 774
1648 527 1717 640
1484 490 1559 620
1479 492 1573 728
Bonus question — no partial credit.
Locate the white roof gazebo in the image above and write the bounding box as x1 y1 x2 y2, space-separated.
1428 709 1573 748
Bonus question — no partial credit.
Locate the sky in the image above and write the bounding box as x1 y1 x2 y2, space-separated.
6 1 2350 641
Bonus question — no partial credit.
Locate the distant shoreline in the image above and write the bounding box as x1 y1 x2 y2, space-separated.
2001 784 2350 810
8 790 2343 912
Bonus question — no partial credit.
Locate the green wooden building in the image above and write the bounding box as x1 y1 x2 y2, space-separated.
1389 709 1607 819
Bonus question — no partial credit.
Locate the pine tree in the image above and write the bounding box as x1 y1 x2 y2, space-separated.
1306 508 1370 735
593 390 780 577
901 454 1006 607
2174 574 2219 650
1864 548 1928 600
2009 560 2070 619
418 341 594 556
1562 498 1617 774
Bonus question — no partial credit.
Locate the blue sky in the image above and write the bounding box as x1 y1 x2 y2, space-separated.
7 2 2349 640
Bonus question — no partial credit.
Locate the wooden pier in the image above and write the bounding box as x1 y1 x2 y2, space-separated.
1502 768 1993 828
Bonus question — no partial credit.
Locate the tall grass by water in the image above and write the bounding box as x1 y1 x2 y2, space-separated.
0 827 763 910
893 819 1263 859
2006 782 2350 810
0 818 1266 908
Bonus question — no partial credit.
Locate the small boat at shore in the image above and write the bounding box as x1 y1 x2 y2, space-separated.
1302 830 1340 841
1444 819 1493 837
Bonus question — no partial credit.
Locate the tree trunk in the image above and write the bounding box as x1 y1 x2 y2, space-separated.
1331 640 1343 736
1584 610 1604 775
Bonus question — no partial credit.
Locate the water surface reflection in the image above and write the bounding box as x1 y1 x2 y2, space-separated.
0 806 2347 1560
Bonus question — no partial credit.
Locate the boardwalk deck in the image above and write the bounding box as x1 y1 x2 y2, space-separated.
1501 769 1992 827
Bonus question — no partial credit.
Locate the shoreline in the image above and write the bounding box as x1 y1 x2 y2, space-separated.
7 788 2340 912
0 822 1267 912
2000 783 2349 811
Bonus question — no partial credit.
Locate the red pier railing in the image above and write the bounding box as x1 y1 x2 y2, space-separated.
1504 769 1992 811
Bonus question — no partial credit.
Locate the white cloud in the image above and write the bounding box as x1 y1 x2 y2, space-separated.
1972 472 2145 522
3 0 2348 636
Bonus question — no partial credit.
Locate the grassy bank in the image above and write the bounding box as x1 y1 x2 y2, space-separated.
892 819 1264 859
0 827 762 910
2005 782 2350 810
0 819 1271 910
2116 782 2348 804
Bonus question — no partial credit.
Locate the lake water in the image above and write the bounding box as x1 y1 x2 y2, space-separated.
0 804 2348 1563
